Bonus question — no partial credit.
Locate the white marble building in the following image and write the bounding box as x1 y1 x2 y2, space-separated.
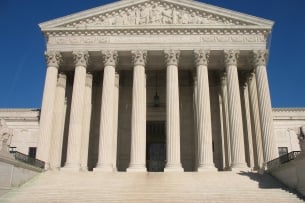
1 0 305 172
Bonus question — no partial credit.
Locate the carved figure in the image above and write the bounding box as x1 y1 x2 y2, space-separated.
162 6 173 24
140 5 151 24
299 126 305 153
181 11 189 24
0 119 13 152
172 8 179 24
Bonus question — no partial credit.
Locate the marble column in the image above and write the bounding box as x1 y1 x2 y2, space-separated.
194 50 216 171
37 51 62 169
164 50 183 172
241 80 254 168
63 51 89 171
49 73 67 170
252 50 277 164
247 72 264 170
112 73 119 171
94 50 118 172
219 73 231 170
193 76 199 169
80 73 93 171
224 50 247 169
127 50 147 172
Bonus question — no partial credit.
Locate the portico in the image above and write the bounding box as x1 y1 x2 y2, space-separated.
36 0 278 172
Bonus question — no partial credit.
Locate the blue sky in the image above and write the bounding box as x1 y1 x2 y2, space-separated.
0 0 304 108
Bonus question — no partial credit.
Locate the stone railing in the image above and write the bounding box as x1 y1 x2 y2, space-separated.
267 151 301 170
268 152 305 198
10 151 45 169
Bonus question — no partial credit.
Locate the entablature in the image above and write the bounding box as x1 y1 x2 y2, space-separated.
52 50 259 72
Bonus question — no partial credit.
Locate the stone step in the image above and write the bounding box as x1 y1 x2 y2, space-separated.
0 171 303 203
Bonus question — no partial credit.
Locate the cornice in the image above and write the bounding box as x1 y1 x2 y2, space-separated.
272 108 305 113
44 27 270 39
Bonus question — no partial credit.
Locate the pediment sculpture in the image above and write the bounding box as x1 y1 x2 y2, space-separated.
0 119 13 154
64 1 249 28
299 126 305 153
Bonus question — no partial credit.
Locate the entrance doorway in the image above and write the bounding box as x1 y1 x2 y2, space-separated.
146 121 166 172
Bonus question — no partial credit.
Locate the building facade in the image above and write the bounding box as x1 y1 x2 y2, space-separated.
2 0 304 172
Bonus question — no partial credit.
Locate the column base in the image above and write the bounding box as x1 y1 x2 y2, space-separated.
44 162 50 170
61 163 81 172
231 162 249 172
164 164 184 172
93 164 113 172
197 165 218 172
126 165 147 172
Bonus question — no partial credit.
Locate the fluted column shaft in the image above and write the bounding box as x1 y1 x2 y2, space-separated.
80 73 93 171
112 73 119 171
37 51 61 169
194 50 216 171
224 50 247 169
94 50 118 172
164 50 183 172
63 51 89 171
220 73 231 170
127 50 147 172
193 76 199 169
247 73 264 169
49 73 67 170
252 50 277 164
241 82 254 168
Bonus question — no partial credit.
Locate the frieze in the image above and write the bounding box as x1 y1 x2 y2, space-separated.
63 1 251 28
48 34 266 45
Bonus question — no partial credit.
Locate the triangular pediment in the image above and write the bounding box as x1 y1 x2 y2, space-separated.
39 0 273 31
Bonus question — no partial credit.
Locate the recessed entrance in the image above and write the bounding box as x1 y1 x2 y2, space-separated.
146 121 166 172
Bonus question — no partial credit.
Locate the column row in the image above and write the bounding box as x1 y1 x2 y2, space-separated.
220 50 277 171
37 49 277 172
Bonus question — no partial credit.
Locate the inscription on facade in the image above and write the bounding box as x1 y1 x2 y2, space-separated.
48 34 266 45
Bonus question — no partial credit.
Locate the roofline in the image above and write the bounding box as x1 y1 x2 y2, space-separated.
273 107 305 112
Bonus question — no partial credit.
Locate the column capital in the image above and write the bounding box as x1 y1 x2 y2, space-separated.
45 51 62 68
245 71 255 82
102 50 118 67
219 72 227 86
194 49 210 66
73 51 89 67
252 50 268 67
224 50 239 66
57 73 67 88
131 50 147 66
164 50 180 66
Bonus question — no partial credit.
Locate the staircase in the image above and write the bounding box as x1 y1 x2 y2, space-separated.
0 171 303 202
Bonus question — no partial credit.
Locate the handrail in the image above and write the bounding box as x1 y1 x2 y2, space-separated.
267 151 301 170
10 151 45 169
